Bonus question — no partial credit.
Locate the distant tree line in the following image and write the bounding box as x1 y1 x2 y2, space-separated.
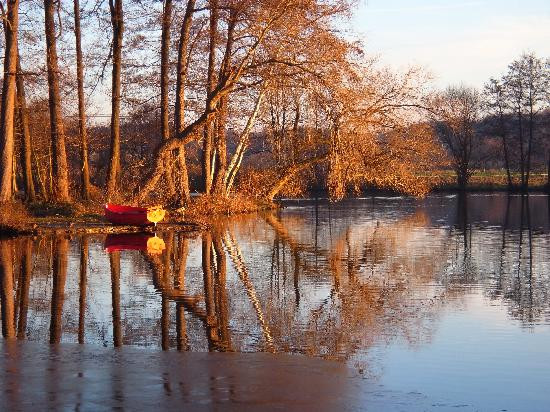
433 52 550 192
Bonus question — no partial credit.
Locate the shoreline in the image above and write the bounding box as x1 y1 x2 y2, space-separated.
2 189 548 237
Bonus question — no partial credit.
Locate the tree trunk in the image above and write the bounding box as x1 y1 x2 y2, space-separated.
499 114 513 189
212 10 237 195
160 0 172 142
16 50 36 202
44 0 71 202
266 153 328 201
159 0 177 199
525 102 534 190
0 0 20 202
74 0 91 200
224 88 265 195
517 108 525 192
203 0 219 195
175 0 195 136
107 0 124 200
171 0 196 207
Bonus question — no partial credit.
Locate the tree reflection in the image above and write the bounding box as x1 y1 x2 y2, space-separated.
110 250 122 347
0 238 15 338
50 236 68 344
17 239 32 339
2 196 550 365
78 236 88 344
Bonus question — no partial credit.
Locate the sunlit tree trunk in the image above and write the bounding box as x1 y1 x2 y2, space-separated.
171 0 196 207
174 0 195 137
160 0 172 142
44 0 71 202
203 0 219 195
224 88 265 195
107 0 124 200
0 0 20 202
212 11 237 196
159 0 177 199
266 154 328 200
74 0 91 200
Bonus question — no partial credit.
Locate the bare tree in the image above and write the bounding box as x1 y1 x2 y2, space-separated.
160 0 172 142
44 0 71 202
0 0 20 202
107 0 124 200
483 78 513 189
433 85 481 191
203 0 219 195
74 0 91 200
503 53 548 191
172 0 197 206
16 50 36 201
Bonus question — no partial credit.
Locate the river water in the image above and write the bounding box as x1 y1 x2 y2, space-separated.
1 193 549 410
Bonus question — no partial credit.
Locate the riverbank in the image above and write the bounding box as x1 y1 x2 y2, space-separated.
0 194 276 236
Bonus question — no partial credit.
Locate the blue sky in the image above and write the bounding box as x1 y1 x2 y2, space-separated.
351 0 550 89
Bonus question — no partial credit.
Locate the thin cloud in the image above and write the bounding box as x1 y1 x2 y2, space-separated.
363 1 485 14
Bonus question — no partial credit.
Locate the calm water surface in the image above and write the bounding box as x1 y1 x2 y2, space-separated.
1 193 549 410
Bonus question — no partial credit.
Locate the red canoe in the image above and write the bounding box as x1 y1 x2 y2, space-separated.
104 204 165 226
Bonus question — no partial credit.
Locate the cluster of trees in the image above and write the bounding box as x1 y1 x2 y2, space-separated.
0 0 442 207
433 52 550 191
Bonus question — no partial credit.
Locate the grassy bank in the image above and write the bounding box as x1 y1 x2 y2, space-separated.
428 170 549 192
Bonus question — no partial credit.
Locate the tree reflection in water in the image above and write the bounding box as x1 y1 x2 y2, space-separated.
1 195 549 368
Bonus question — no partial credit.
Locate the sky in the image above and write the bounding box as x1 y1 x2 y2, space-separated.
351 0 550 89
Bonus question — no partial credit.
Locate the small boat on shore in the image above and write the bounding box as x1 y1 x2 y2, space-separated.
104 204 166 226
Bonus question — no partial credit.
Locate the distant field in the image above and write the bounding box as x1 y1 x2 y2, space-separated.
428 170 549 191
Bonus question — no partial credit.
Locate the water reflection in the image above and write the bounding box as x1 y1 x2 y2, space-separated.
1 194 550 363
105 233 166 254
